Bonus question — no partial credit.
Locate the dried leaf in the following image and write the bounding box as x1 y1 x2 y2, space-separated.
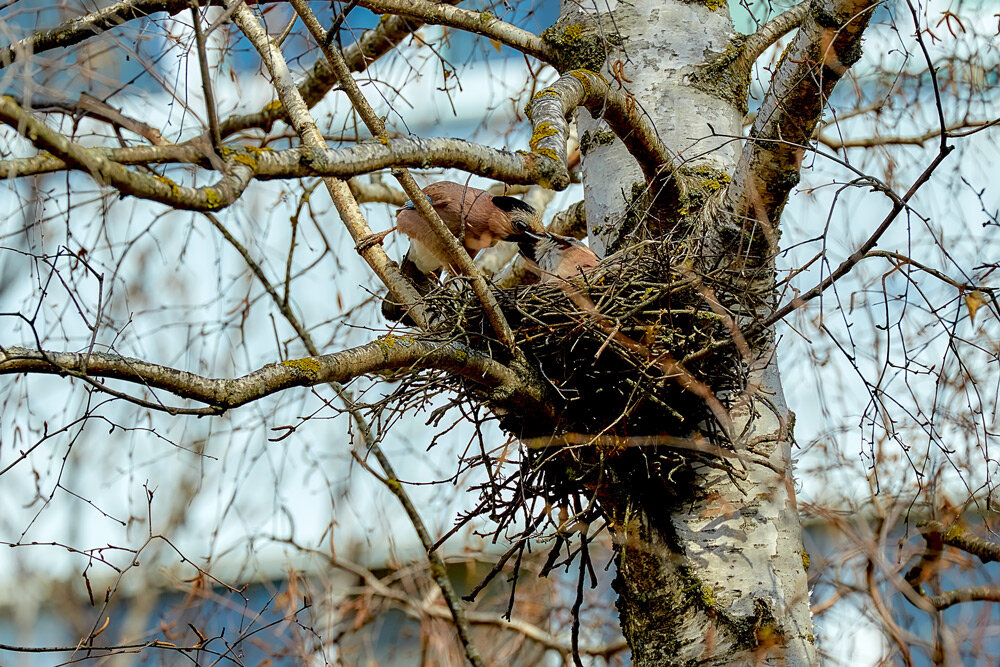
965 290 986 322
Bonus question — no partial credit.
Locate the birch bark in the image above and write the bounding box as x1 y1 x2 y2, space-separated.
556 1 817 662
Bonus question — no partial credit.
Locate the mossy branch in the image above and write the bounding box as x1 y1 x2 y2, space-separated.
0 96 251 211
0 137 566 188
724 0 878 227
0 339 541 414
527 70 677 199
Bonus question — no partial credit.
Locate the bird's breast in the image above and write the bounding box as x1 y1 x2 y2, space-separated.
407 238 447 274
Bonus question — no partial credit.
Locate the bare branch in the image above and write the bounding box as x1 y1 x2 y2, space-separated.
0 0 421 141
818 118 1000 149
735 1 811 74
917 586 1000 611
0 96 252 211
3 92 166 145
348 177 407 205
725 0 879 224
757 146 953 329
290 0 516 348
354 0 554 64
220 5 451 138
275 542 628 659
0 0 247 69
189 1 223 153
0 339 537 412
903 521 1000 612
864 250 993 293
0 137 558 186
228 0 431 327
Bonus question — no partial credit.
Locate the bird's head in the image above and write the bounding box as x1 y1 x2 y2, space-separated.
490 196 545 242
514 232 600 281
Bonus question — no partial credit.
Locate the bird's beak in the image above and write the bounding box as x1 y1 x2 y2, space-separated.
508 229 544 244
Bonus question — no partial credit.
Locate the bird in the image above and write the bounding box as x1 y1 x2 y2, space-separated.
516 232 601 283
382 181 545 321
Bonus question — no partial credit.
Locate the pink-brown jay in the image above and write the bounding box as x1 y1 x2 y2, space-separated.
516 232 601 283
382 181 545 321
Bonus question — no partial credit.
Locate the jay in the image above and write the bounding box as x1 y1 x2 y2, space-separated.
517 232 601 283
382 181 545 321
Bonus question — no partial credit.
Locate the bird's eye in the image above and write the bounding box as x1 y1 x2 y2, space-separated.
513 219 528 232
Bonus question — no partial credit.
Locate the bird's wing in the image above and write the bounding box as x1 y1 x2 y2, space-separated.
421 181 461 208
399 193 437 211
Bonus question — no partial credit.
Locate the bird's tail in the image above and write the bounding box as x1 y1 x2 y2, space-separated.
381 252 441 323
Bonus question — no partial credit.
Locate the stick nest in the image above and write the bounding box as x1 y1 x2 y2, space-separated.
369 237 773 579
425 238 771 441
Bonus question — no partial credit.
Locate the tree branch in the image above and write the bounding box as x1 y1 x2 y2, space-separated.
0 137 560 186
756 144 953 329
347 176 407 205
527 70 676 197
189 1 223 153
0 0 267 68
725 0 879 225
354 0 554 64
274 540 628 658
3 92 166 145
228 0 431 327
0 0 425 141
290 0 516 348
917 586 1000 611
734 1 811 74
918 521 1000 564
903 520 1000 611
817 118 1000 150
0 96 252 211
220 3 456 138
0 339 538 412
549 200 587 238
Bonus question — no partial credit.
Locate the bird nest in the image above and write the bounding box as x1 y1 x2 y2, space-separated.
369 237 773 561
426 238 771 443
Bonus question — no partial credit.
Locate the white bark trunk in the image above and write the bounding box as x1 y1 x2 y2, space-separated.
559 1 817 663
565 0 743 254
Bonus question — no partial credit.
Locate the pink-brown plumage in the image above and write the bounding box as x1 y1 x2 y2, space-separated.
518 233 601 283
382 181 544 321
394 181 543 274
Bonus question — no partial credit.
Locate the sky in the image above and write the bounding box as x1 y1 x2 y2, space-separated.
0 1 997 664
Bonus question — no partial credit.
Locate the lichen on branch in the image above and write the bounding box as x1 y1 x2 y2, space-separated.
0 96 252 211
527 70 677 198
0 338 542 414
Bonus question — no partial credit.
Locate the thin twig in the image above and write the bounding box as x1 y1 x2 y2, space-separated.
189 0 223 154
290 0 516 349
758 144 954 329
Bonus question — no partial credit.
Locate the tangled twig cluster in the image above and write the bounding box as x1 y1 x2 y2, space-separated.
367 235 772 576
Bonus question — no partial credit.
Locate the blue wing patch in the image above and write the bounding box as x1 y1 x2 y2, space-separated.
401 193 436 210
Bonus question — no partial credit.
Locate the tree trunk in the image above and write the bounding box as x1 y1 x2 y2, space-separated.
552 0 817 662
